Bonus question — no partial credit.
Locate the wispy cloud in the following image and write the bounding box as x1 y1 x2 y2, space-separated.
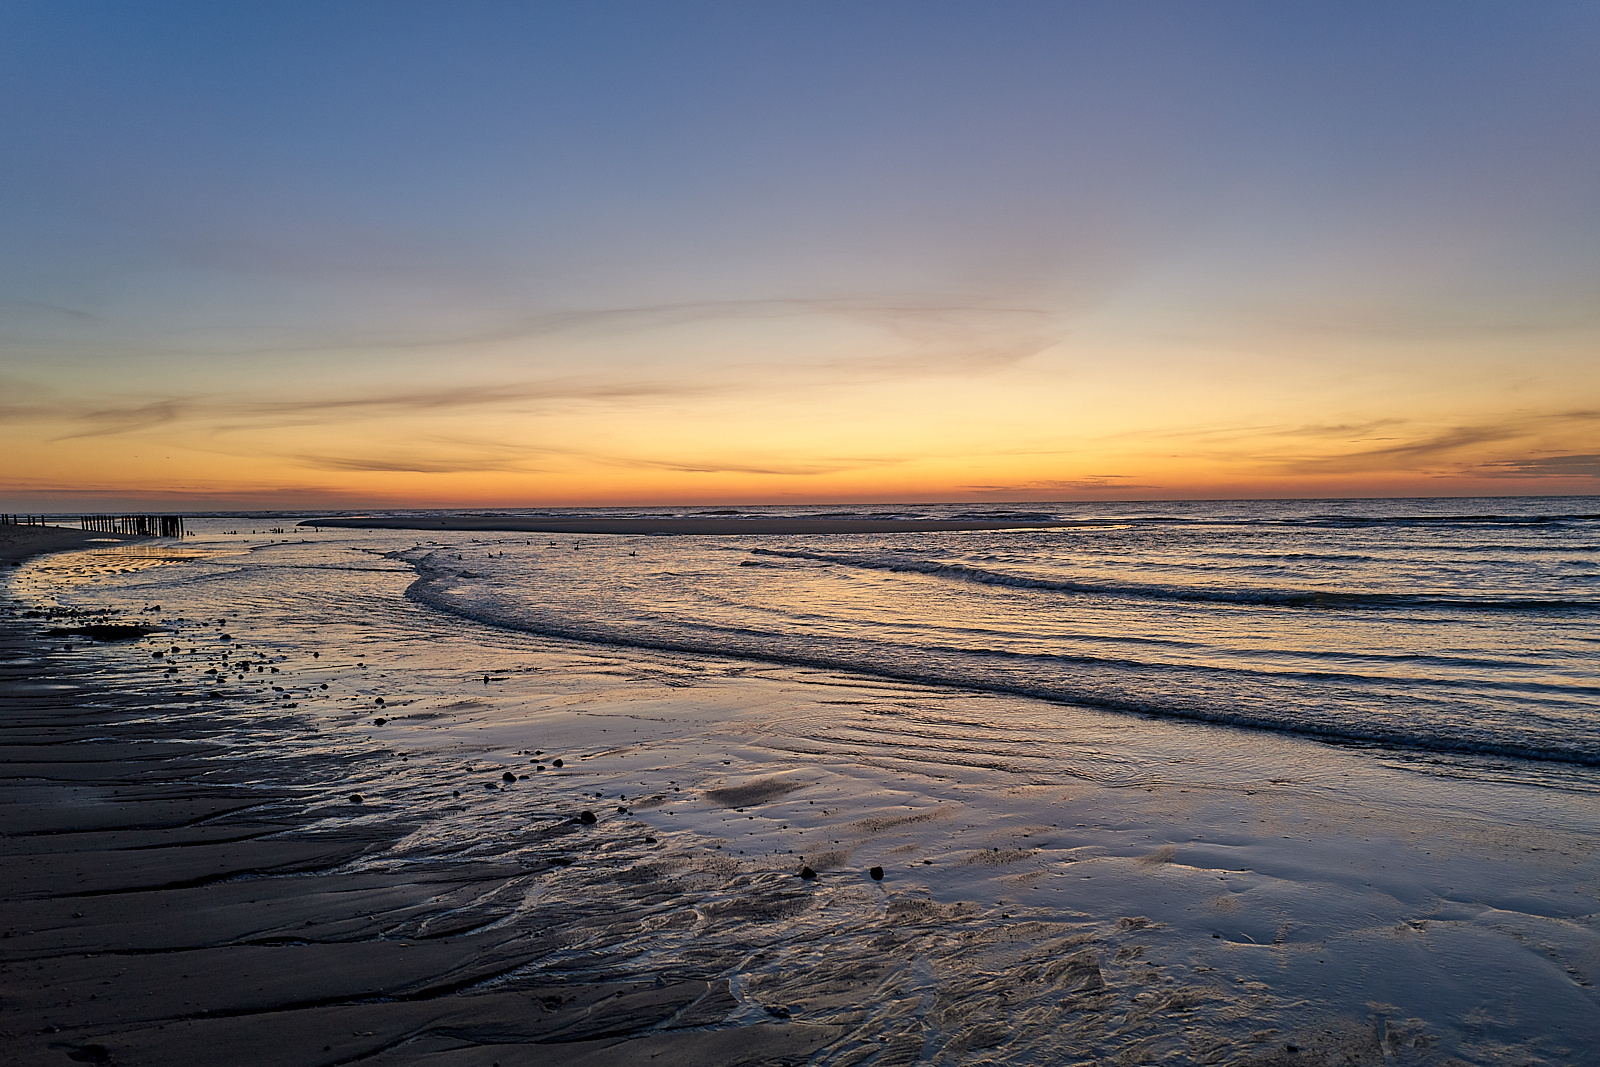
1281 424 1530 474
1281 411 1600 475
0 476 372 506
107 295 1070 383
239 379 703 417
606 456 893 477
9 377 711 441
1473 453 1600 478
293 453 542 474
0 298 102 323
964 475 1162 493
55 399 191 440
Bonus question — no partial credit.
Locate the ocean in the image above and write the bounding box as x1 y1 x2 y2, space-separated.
405 497 1600 775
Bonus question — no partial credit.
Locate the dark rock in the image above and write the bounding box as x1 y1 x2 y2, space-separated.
66 1045 112 1064
552 758 564 767
799 866 817 880
534 764 545 771
452 790 461 797
616 805 629 813
348 794 363 804
484 782 497 790
765 1005 792 1019
869 866 884 880
502 771 516 782
375 697 385 705
645 836 658 844
373 717 387 726
577 810 598 824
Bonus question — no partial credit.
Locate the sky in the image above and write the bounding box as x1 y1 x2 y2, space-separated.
2 0 1598 510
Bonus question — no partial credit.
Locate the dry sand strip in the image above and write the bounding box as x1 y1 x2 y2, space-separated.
0 530 836 1067
299 515 1090 536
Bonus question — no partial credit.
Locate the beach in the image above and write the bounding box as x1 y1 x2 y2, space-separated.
3 514 1598 1066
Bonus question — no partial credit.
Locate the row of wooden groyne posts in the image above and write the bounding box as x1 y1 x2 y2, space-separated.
0 514 188 537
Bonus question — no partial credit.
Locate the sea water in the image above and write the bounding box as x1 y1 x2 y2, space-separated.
402 497 1600 776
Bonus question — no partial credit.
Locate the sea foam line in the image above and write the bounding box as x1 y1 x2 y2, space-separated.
747 549 1599 612
404 566 1600 769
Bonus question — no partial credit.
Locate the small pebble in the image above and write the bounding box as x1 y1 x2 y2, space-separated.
577 810 598 824
502 771 516 782
644 836 657 844
798 866 817 880
348 794 363 804
869 866 884 880
373 717 386 726
484 782 497 790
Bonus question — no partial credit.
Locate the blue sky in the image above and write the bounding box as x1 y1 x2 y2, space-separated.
3 1 1598 507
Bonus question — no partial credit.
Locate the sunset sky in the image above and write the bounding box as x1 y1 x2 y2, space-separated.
3 1 1598 510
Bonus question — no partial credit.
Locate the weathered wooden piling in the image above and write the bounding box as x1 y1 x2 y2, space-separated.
73 515 187 537
1 513 186 536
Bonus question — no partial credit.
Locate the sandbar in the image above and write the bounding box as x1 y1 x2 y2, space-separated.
299 515 1090 535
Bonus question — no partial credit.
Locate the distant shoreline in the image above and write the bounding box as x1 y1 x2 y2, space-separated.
297 515 1089 535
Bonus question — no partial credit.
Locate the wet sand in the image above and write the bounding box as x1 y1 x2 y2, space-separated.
0 525 146 566
0 530 834 1065
0 649 820 1067
299 515 1088 536
4 526 1597 1066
